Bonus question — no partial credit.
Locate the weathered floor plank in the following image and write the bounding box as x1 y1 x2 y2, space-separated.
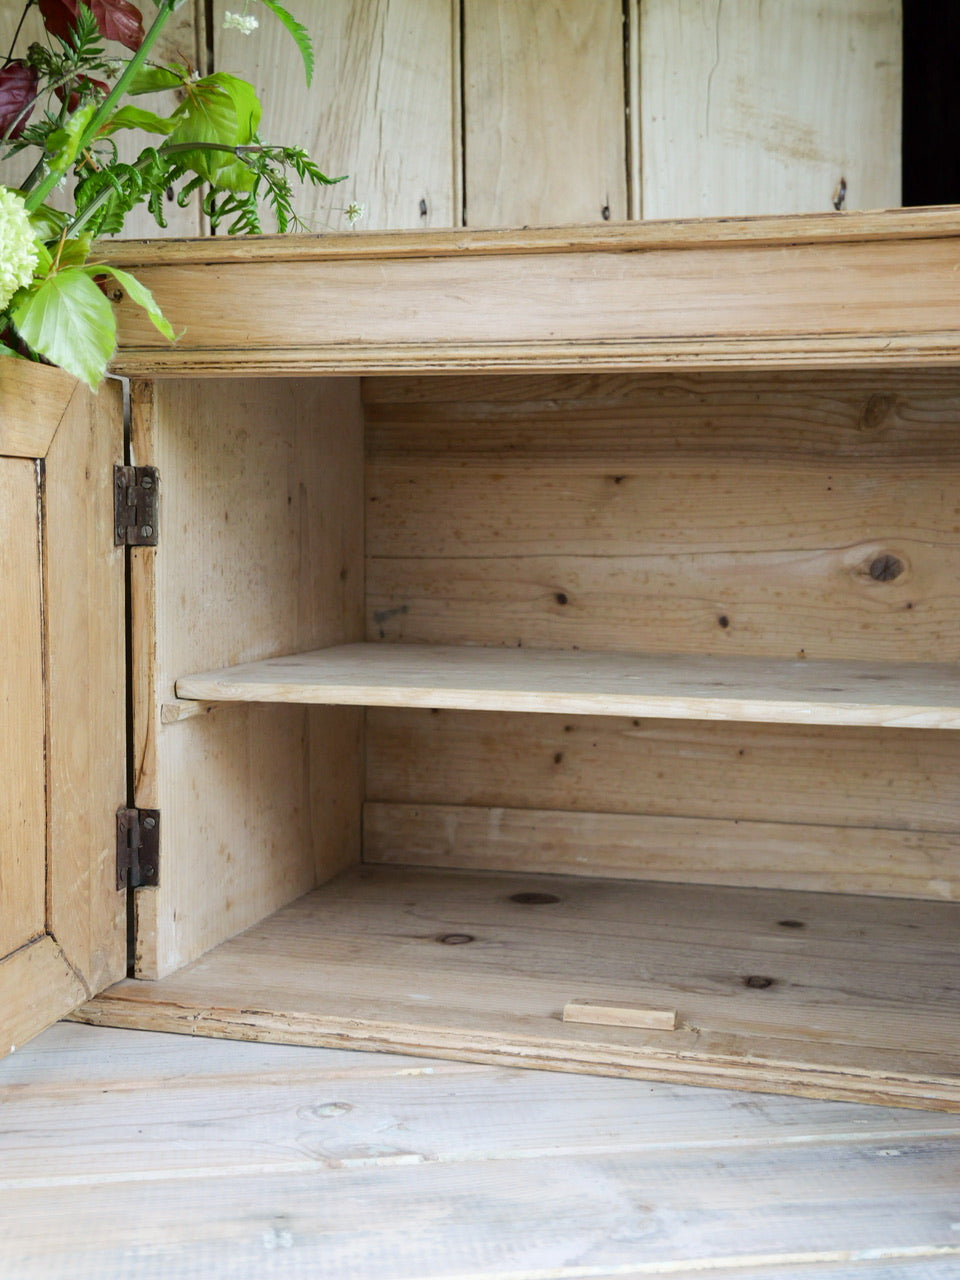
0 1023 958 1279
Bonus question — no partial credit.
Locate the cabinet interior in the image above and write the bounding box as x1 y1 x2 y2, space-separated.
80 367 960 1109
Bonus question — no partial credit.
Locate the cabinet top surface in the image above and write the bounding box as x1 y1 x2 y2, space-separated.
99 206 960 268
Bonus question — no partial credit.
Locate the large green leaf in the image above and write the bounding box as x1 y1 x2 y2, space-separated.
11 268 116 389
106 105 176 135
127 64 186 95
167 73 261 189
258 0 314 87
92 265 176 342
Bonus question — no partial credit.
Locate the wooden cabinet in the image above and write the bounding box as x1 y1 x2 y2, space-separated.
6 209 960 1109
0 364 126 1051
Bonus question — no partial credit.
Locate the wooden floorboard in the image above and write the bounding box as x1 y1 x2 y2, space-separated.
79 866 960 1109
1 1023 958 1279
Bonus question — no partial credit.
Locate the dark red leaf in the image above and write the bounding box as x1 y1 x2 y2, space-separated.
38 0 145 51
54 74 110 113
0 61 38 140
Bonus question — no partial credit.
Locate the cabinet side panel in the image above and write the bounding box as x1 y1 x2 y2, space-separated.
0 459 45 956
44 381 127 993
133 379 364 978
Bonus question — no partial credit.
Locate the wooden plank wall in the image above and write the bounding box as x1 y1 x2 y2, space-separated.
363 371 960 901
0 0 901 233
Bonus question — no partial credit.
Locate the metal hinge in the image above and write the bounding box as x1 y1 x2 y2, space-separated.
116 808 160 890
114 465 159 546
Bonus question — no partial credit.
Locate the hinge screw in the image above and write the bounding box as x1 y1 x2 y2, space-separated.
143 816 157 829
140 525 153 539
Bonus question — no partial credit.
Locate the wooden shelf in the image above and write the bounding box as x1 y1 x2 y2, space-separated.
78 865 960 1110
174 643 960 729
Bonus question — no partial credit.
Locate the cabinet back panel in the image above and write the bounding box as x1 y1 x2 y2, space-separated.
364 372 960 899
366 371 960 661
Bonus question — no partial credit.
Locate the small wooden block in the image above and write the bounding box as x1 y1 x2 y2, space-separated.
562 999 678 1031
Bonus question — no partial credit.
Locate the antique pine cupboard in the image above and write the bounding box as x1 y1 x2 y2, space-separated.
3 207 960 1110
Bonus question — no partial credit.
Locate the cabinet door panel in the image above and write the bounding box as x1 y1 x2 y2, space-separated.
0 368 126 1058
0 458 45 957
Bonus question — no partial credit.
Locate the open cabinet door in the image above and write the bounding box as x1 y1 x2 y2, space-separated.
0 362 127 1057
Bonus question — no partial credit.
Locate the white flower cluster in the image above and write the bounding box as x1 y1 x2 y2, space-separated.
345 202 365 225
223 10 259 35
0 186 39 312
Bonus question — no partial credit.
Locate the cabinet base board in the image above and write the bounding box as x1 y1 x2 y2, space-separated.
75 866 960 1111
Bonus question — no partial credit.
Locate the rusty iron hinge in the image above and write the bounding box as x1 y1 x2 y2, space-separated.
114 465 159 547
116 808 160 890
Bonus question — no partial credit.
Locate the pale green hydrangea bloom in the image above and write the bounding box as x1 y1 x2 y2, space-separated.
0 186 39 312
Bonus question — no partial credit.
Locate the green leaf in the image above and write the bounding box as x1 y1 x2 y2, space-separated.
28 205 69 242
167 73 261 189
105 105 176 135
57 236 93 268
91 265 176 342
257 0 314 87
44 102 98 176
127 64 186 95
11 268 116 389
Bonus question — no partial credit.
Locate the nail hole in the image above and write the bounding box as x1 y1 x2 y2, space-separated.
510 892 561 906
555 592 568 605
743 975 776 989
718 615 730 628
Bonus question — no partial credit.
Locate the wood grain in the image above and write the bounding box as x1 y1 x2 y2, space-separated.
0 459 45 959
7 1021 960 1278
130 378 365 978
463 0 626 227
43 379 127 998
363 803 960 902
213 0 458 232
0 361 77 458
78 865 960 1109
103 219 960 376
176 641 960 729
97 209 960 269
563 999 679 1031
364 706 960 833
638 0 901 219
0 938 87 1060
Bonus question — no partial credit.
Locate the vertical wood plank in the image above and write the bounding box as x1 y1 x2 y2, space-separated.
463 0 627 227
131 378 365 978
43 380 127 997
637 0 901 219
0 459 45 958
213 0 459 231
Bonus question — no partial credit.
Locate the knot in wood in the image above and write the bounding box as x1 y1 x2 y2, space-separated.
869 554 903 582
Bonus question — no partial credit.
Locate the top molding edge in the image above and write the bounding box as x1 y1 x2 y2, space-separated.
94 206 960 269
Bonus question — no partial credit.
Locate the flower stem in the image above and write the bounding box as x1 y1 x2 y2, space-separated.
24 0 177 213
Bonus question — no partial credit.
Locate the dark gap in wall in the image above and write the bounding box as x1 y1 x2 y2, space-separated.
902 0 960 205
459 0 467 226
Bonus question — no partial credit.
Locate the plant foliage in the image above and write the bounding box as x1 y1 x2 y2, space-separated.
1 0 346 387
